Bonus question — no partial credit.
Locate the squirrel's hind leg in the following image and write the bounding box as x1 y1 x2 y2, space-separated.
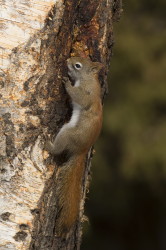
45 128 71 155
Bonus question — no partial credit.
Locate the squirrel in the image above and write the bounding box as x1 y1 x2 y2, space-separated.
46 57 103 235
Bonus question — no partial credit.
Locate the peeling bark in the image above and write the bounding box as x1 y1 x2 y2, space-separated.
0 0 122 249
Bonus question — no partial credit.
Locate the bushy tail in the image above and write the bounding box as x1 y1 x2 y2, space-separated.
56 154 85 235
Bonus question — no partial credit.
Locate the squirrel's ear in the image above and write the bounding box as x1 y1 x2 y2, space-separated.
89 62 103 73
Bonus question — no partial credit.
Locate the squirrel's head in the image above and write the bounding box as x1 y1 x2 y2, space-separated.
67 57 103 81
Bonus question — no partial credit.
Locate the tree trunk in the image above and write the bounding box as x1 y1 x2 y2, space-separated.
0 0 122 249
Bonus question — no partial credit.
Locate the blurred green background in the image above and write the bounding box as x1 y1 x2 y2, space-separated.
82 0 166 249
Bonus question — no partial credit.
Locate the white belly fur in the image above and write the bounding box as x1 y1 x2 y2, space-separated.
59 101 81 135
75 79 80 87
69 101 81 127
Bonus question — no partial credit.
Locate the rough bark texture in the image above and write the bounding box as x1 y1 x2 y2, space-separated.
0 0 122 249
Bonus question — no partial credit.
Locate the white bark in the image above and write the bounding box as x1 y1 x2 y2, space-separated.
0 0 61 69
0 0 120 248
0 1 64 249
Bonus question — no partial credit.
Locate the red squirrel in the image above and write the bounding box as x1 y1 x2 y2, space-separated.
46 57 103 235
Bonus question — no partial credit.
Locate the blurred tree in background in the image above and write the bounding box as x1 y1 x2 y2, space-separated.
82 0 166 249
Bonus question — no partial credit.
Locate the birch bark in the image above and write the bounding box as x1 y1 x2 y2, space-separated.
0 0 122 249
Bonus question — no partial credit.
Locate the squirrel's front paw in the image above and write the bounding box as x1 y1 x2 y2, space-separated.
62 77 71 88
62 76 69 83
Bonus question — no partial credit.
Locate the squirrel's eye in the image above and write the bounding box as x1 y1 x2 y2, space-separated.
74 62 82 70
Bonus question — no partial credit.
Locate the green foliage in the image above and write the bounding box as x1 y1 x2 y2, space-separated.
107 13 166 180
83 1 166 249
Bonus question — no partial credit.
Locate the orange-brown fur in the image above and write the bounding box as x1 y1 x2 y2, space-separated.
46 57 103 235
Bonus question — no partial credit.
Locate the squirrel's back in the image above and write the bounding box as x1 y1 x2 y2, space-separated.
46 57 103 236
